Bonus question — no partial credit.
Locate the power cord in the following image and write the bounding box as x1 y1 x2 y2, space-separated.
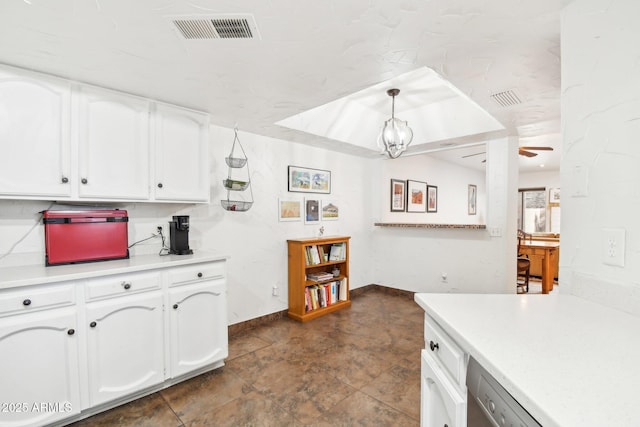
158 227 170 256
128 226 170 256
127 233 159 248
0 202 55 263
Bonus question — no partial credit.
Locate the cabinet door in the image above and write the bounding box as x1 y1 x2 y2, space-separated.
421 350 466 427
0 308 80 427
0 68 71 198
75 86 150 200
168 280 227 378
86 292 164 406
153 104 210 202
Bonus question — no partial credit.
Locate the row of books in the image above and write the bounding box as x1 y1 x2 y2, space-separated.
304 242 347 266
305 278 348 312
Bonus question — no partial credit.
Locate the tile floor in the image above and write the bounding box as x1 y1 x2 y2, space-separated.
69 290 423 426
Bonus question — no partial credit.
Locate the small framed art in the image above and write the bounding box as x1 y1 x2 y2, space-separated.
304 198 321 223
322 201 339 220
468 184 477 215
406 180 427 213
390 179 406 212
278 199 302 222
427 185 438 213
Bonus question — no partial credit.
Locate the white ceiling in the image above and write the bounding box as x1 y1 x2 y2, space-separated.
0 0 570 172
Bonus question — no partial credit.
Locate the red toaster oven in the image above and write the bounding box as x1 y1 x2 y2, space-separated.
43 209 129 266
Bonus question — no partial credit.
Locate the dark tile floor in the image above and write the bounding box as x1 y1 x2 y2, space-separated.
70 290 423 426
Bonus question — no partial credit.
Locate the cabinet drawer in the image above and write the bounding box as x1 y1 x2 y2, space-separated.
0 283 75 317
168 262 225 287
424 315 466 387
85 271 161 301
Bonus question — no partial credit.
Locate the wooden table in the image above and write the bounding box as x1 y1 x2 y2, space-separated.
519 241 559 294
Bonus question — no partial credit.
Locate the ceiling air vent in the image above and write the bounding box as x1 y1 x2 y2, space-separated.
169 14 260 40
490 89 522 108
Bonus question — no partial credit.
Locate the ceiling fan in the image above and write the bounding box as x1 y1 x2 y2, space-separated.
518 146 554 157
461 146 554 162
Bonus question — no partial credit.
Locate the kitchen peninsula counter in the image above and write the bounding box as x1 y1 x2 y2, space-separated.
415 293 640 427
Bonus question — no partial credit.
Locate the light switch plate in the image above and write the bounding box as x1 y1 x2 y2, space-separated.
572 165 589 197
603 228 625 267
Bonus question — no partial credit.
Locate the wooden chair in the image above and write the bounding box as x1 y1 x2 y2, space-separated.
517 257 531 293
517 229 532 293
517 229 531 256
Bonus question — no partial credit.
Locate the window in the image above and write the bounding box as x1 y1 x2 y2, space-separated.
517 188 547 233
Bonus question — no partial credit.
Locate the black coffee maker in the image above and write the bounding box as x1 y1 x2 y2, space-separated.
169 215 193 255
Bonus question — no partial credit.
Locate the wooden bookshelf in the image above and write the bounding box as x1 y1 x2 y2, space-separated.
287 236 351 322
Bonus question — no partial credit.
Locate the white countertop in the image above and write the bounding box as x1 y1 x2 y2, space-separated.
415 293 640 427
0 251 228 290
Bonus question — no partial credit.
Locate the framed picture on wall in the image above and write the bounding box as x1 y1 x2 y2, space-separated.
390 179 406 212
288 166 331 194
468 184 477 215
278 199 302 222
406 180 427 213
321 201 339 220
427 185 438 213
304 198 321 223
549 188 560 204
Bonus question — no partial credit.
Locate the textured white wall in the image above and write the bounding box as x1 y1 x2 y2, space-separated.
519 170 560 190
561 0 640 315
204 125 376 324
0 130 518 319
370 136 517 293
0 125 376 325
376 153 486 224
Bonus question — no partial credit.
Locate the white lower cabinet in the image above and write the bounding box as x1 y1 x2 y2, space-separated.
0 308 81 427
421 315 468 427
85 291 165 406
0 257 227 427
421 350 466 427
168 279 228 378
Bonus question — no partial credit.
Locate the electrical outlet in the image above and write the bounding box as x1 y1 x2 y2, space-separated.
157 225 163 234
441 272 448 283
272 285 279 296
603 228 625 267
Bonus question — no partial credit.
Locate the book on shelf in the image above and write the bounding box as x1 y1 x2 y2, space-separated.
317 245 328 263
319 284 327 307
304 246 313 265
339 277 348 301
305 287 312 312
307 271 334 282
329 242 346 261
305 245 322 265
330 281 337 305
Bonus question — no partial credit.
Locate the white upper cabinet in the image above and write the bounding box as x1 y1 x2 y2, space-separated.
0 68 72 198
75 86 151 200
0 65 210 204
153 103 210 202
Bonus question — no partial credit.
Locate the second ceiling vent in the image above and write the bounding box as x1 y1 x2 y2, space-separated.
490 89 523 108
169 14 260 40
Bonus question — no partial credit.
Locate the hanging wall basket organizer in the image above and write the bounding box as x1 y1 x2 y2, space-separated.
221 128 254 212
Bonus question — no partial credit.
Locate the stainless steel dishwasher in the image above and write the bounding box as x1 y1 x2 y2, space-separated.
466 357 541 427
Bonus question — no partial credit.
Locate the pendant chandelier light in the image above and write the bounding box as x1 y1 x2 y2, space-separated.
378 88 413 159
